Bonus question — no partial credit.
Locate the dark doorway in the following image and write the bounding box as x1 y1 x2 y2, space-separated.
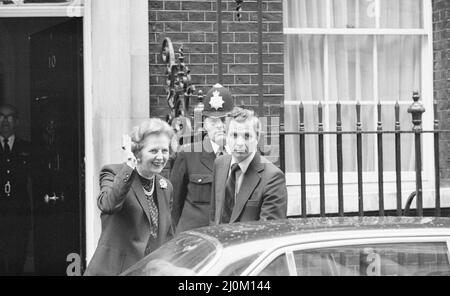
0 17 84 276
30 18 84 275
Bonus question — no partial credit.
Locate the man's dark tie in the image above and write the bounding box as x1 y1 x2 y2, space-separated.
3 138 10 154
221 163 240 223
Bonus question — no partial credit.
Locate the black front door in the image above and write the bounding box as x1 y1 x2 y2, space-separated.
30 18 84 275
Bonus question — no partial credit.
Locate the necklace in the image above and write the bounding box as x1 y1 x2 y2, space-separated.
139 175 155 196
143 184 155 196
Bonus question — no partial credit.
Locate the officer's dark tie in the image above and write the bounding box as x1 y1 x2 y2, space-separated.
3 138 10 154
222 163 240 223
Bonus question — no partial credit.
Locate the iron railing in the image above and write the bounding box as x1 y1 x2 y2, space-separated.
279 92 448 218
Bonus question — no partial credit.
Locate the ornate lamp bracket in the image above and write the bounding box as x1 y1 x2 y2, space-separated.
235 0 244 21
160 37 204 148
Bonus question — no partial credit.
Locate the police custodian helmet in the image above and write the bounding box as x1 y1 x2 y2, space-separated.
203 83 234 118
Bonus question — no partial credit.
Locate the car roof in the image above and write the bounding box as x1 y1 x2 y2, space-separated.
186 217 450 247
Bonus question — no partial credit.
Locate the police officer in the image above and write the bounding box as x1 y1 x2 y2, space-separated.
0 104 31 275
170 84 234 233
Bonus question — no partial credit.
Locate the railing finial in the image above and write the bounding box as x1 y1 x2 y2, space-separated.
408 91 425 132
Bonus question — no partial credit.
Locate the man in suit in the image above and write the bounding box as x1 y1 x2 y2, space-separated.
171 84 234 233
0 104 31 275
210 107 287 225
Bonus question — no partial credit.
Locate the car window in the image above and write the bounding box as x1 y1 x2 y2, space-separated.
257 254 290 276
294 242 450 276
219 253 262 276
121 234 218 276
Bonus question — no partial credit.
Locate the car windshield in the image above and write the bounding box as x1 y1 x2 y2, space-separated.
121 233 218 276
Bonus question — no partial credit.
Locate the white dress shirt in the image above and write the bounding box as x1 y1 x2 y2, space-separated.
0 134 15 151
210 140 230 156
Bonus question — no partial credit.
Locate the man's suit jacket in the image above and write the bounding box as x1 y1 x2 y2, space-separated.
85 163 174 276
210 153 288 225
170 138 216 234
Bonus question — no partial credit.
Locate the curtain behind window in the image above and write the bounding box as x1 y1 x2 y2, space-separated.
284 0 422 173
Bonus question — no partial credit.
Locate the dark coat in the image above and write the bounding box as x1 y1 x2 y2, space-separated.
85 163 174 276
0 137 31 274
210 153 288 225
170 138 216 234
0 136 31 222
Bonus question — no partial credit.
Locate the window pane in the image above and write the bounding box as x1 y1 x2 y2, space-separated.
295 252 339 275
283 0 327 28
285 35 324 102
332 0 376 28
295 242 450 276
328 36 374 102
381 105 415 172
285 104 319 173
378 36 422 102
258 254 290 276
329 105 375 172
380 0 423 28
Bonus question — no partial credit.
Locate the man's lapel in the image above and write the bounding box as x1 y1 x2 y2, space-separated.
11 137 20 153
230 153 264 223
131 175 152 224
155 175 170 241
215 155 231 224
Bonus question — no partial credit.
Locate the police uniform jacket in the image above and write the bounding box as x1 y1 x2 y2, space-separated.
170 137 216 234
85 163 174 276
0 136 31 219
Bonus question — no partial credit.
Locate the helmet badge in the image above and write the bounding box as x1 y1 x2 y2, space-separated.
209 90 225 110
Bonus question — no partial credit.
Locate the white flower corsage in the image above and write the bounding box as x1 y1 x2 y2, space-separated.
159 178 168 189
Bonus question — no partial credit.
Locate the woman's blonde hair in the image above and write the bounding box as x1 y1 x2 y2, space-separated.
130 118 174 156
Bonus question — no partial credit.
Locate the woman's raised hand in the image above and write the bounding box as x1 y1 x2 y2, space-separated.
122 134 138 169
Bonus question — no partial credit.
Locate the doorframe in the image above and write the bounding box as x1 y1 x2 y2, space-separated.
0 0 92 273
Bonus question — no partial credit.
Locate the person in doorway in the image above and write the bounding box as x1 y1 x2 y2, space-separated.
170 83 234 234
85 118 174 276
210 107 288 225
0 103 31 276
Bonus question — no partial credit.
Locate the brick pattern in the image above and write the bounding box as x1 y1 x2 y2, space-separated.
433 0 450 186
149 0 284 163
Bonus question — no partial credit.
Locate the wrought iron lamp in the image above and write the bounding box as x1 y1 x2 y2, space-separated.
160 37 204 148
235 0 244 21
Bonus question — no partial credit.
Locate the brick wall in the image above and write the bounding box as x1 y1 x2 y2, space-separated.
149 0 284 163
150 0 448 173
433 0 450 186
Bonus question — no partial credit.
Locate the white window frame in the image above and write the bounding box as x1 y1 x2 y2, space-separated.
0 0 83 17
282 0 440 214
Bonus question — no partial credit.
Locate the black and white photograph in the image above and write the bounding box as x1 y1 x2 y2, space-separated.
0 0 449 279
